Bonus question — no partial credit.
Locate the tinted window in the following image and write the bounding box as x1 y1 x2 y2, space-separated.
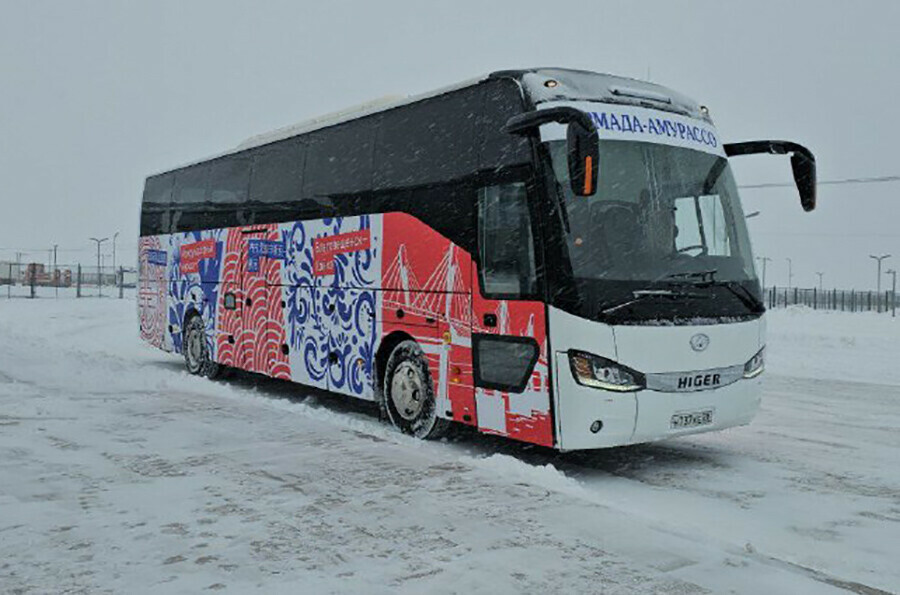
140 207 170 236
209 156 252 204
249 139 304 204
479 79 531 170
174 207 214 233
473 335 539 393
375 89 481 190
332 190 407 220
140 174 174 237
478 182 536 297
173 165 210 204
405 184 476 254
142 173 174 206
304 119 375 197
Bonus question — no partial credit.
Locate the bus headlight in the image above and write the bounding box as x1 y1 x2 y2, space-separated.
568 351 645 392
743 348 765 378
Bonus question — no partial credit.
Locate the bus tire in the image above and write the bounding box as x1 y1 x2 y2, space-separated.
383 340 450 440
183 315 221 379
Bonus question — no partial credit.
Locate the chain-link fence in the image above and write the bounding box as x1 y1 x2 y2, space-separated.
1 262 137 299
765 286 898 315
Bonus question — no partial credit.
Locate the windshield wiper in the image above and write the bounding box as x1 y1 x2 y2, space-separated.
716 280 765 312
665 270 763 312
663 269 718 283
599 288 708 316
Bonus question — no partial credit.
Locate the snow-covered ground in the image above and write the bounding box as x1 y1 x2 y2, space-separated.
1 297 898 594
1 284 117 299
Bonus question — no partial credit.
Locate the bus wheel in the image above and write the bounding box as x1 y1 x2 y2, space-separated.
383 340 450 440
183 315 221 379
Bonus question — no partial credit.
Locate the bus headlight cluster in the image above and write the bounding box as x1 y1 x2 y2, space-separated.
568 351 645 392
743 348 765 378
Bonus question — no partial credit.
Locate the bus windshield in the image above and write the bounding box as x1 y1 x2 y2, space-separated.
547 139 761 321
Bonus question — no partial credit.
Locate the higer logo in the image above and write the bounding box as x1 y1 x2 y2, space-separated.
677 373 721 390
690 333 710 352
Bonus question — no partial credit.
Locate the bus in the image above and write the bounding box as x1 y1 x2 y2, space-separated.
138 68 815 451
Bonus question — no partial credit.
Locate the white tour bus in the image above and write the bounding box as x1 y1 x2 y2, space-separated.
139 68 815 450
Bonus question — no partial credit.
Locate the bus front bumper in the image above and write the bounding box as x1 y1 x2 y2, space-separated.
630 376 762 445
554 353 762 450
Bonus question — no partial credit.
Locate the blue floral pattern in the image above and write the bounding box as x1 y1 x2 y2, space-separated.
167 230 223 359
277 216 381 399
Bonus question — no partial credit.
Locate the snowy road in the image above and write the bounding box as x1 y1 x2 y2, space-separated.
1 298 897 594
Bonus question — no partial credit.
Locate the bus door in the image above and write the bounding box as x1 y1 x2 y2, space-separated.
214 230 244 369
239 226 289 375
472 182 554 448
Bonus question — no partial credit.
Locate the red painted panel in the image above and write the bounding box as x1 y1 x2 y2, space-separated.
215 228 243 367
138 236 167 349
313 229 371 276
221 226 291 376
471 280 554 448
180 239 216 274
380 213 476 426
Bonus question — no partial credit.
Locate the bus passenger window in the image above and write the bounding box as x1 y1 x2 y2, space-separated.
478 183 537 298
209 157 251 204
173 165 210 205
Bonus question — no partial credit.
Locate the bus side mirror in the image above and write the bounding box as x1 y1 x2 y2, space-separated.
724 141 816 212
504 106 599 196
790 150 816 212
567 120 599 197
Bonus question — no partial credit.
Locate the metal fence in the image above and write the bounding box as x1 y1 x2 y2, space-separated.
3 262 897 316
1 262 137 299
765 286 898 315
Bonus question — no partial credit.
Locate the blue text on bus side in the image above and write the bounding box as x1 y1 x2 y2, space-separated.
147 249 167 266
588 111 718 149
247 239 286 272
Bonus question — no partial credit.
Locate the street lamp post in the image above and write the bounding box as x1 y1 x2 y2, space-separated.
870 254 891 313
89 237 109 297
52 244 58 296
15 251 23 285
886 269 897 318
756 257 772 290
112 231 119 287
815 272 824 309
785 257 793 290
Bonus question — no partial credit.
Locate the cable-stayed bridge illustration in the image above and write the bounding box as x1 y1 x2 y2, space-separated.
382 244 471 340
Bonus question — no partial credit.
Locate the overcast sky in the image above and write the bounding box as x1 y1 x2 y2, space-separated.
1 0 899 289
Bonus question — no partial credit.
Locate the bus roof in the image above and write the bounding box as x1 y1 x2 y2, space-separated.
156 74 491 175
232 75 489 153
512 68 709 121
154 68 708 176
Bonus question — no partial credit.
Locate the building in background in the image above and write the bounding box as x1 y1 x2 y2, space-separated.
22 263 73 287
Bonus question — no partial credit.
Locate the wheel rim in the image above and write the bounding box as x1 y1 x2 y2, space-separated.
187 326 204 370
391 361 426 421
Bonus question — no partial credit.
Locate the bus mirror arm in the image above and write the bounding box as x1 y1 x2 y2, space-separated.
503 107 594 136
504 108 599 197
724 141 816 212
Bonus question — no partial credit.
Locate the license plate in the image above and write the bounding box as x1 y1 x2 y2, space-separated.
670 409 713 429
